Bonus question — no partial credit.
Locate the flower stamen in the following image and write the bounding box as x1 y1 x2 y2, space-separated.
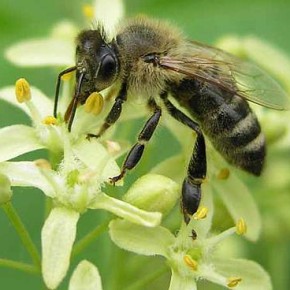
84 92 104 116
236 218 247 235
42 116 58 125
183 255 198 271
34 159 52 170
227 277 242 288
193 206 208 220
217 168 230 180
15 78 31 103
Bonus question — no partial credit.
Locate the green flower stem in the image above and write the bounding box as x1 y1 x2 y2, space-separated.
2 202 41 269
0 258 39 274
125 266 168 290
71 219 110 258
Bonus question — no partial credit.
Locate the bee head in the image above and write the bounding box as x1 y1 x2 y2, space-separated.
75 29 119 102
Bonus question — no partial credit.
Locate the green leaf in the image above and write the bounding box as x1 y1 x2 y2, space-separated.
90 192 162 227
212 257 272 290
213 172 261 241
69 260 103 290
0 125 44 162
109 219 175 257
0 161 55 197
42 207 80 289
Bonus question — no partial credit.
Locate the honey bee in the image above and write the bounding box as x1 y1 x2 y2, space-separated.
54 17 289 223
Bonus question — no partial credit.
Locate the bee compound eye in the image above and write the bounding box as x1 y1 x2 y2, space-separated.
99 54 117 82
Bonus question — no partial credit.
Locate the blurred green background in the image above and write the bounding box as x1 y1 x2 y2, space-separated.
1 0 290 289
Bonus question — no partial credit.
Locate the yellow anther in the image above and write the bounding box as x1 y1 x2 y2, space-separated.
34 159 52 170
183 255 198 271
217 168 230 180
84 92 104 116
82 4 94 20
61 70 74 81
193 206 208 220
42 116 57 125
15 78 31 103
236 218 247 235
227 277 242 288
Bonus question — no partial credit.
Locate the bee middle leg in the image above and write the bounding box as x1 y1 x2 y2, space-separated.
161 94 206 224
110 98 162 184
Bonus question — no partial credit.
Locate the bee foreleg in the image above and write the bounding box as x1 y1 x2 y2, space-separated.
161 94 206 223
87 83 127 139
110 99 162 184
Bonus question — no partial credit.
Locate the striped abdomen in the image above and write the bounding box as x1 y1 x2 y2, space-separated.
170 78 266 175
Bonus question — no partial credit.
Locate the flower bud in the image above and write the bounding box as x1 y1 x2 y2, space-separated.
0 173 13 204
123 174 179 216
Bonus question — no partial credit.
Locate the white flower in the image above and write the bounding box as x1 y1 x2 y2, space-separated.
0 79 161 289
109 185 272 290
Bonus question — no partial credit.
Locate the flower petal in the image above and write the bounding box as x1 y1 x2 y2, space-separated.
69 260 103 290
109 219 174 257
93 0 124 38
73 139 120 182
42 207 80 289
5 38 74 67
90 192 162 227
169 269 197 290
0 161 55 197
0 86 53 119
211 257 272 290
213 171 261 241
0 125 45 161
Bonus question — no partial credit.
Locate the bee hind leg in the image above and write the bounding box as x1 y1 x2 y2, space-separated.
182 133 206 224
161 94 206 223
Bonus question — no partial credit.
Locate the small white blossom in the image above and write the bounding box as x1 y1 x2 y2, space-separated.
109 185 272 290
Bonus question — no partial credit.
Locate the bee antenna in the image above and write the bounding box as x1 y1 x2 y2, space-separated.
54 66 76 118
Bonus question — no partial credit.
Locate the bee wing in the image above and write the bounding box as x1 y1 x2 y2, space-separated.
159 40 290 110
